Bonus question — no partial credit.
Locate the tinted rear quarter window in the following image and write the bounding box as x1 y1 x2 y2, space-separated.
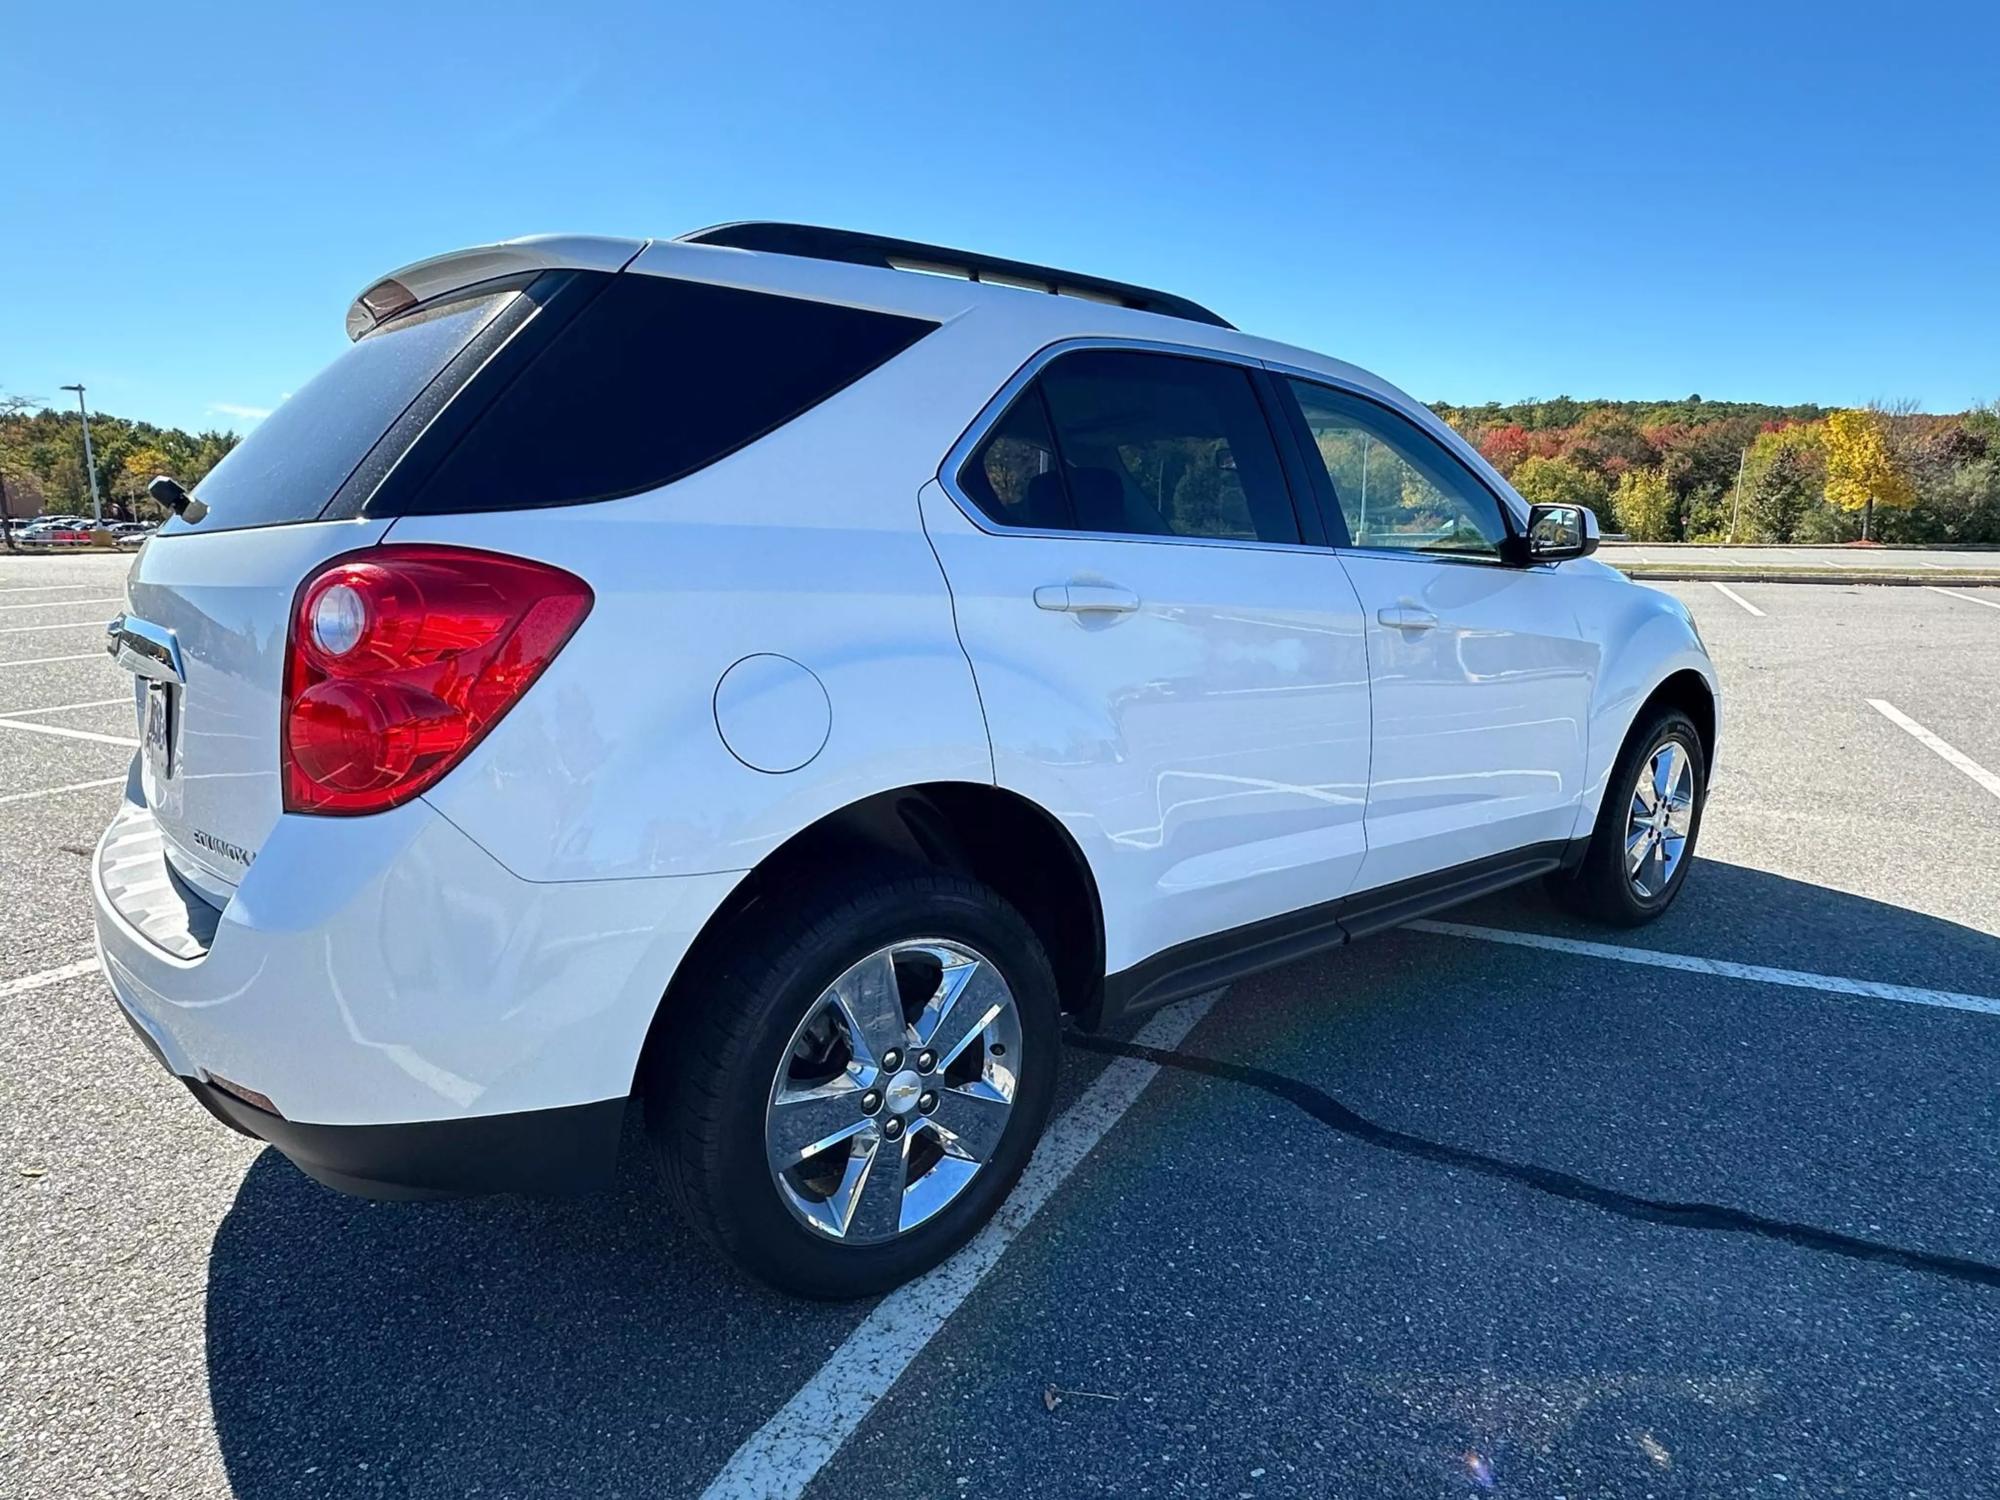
395 275 938 514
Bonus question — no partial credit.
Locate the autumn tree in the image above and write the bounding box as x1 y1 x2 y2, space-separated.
1511 455 1611 525
1823 408 1914 539
1562 409 1655 479
1612 467 1677 541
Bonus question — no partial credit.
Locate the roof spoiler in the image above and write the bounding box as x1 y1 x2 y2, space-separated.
343 235 647 340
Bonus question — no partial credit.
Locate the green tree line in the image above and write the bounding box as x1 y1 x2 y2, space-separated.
0 393 238 525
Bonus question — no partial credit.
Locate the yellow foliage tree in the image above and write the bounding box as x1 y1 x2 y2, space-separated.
1823 409 1913 539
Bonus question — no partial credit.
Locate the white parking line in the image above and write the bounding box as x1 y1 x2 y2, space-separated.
0 776 125 807
0 697 129 720
1709 582 1766 617
0 957 98 999
0 582 117 595
0 717 138 748
0 652 113 670
1927 585 2000 611
1407 920 2000 1017
1868 699 2000 803
0 595 119 612
0 619 113 636
698 989 1223 1500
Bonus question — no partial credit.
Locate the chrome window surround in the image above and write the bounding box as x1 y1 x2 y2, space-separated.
934 337 1532 568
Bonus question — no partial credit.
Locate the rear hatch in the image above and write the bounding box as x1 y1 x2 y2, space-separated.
117 246 636 896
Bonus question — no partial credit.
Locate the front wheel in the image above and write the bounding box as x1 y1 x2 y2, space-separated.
643 868 1059 1299
1550 707 1707 926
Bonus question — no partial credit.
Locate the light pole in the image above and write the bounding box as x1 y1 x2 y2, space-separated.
58 383 104 527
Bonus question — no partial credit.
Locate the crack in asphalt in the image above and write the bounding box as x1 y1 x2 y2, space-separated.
1064 1032 2000 1292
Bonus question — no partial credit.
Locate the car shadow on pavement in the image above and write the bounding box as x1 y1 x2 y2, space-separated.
202 860 2000 1499
203 1118 852 1499
1454 855 2000 1000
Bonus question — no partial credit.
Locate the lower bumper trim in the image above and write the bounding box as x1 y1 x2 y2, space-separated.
183 1080 627 1201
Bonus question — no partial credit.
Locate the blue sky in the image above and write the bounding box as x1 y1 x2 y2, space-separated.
4 1 1995 434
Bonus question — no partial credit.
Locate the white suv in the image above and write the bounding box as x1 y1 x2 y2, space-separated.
94 224 1717 1297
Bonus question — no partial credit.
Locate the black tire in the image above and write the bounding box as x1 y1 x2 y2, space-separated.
642 865 1060 1299
1548 706 1707 927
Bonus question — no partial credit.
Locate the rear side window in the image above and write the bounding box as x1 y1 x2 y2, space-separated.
396 275 937 513
181 287 518 534
959 350 1299 544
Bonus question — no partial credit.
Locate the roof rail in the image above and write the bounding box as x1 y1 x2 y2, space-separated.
675 222 1233 329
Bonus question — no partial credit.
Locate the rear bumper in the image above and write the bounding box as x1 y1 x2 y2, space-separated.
93 790 743 1187
183 1077 628 1199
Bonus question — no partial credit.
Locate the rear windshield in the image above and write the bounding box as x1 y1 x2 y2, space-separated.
172 287 517 534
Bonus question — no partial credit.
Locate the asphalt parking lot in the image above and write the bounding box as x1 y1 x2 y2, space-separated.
3 552 1998 1499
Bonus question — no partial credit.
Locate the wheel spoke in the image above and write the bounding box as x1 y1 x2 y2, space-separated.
831 949 909 1067
767 1083 868 1170
1632 777 1659 815
918 958 1008 1070
1651 747 1676 805
925 1081 1012 1162
839 1128 910 1240
1626 824 1653 875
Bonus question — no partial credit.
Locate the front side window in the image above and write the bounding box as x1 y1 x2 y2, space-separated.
1288 379 1509 556
960 349 1300 544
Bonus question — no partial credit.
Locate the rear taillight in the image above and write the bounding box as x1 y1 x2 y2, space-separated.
282 545 593 815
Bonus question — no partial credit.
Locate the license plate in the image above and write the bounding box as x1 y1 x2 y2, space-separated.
143 680 175 781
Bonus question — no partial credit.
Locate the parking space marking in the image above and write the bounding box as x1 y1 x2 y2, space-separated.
1407 919 2000 1017
0 620 115 636
0 595 119 612
698 989 1223 1500
0 697 130 719
1868 699 2000 803
0 582 118 595
0 776 125 807
1709 582 1766 617
0 653 111 670
1 958 97 998
1927 585 2000 611
0 717 138 748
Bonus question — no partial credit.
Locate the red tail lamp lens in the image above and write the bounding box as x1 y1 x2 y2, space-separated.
282 546 593 814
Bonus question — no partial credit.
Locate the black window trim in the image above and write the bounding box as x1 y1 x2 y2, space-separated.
1266 365 1543 570
937 337 1323 555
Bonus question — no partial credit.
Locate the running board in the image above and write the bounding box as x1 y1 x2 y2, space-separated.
1093 841 1580 1027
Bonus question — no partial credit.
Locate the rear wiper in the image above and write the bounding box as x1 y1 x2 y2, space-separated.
148 475 208 524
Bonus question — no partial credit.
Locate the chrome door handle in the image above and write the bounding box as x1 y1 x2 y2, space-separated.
1034 583 1140 614
1376 604 1438 632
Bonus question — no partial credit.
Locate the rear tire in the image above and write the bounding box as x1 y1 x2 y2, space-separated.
1549 706 1707 927
643 865 1059 1299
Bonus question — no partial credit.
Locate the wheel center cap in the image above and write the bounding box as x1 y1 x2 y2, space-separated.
883 1069 924 1115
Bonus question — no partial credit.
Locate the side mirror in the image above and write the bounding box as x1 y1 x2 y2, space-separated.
1525 503 1599 562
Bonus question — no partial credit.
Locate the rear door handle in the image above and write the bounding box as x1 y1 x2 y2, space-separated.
1035 583 1141 615
1376 603 1438 632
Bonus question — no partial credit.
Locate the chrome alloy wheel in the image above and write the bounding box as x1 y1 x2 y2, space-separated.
1626 739 1696 899
765 939 1022 1244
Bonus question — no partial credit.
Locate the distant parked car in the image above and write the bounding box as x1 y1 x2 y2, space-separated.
18 520 85 547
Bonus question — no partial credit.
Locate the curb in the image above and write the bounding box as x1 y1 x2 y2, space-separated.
1614 570 2000 587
